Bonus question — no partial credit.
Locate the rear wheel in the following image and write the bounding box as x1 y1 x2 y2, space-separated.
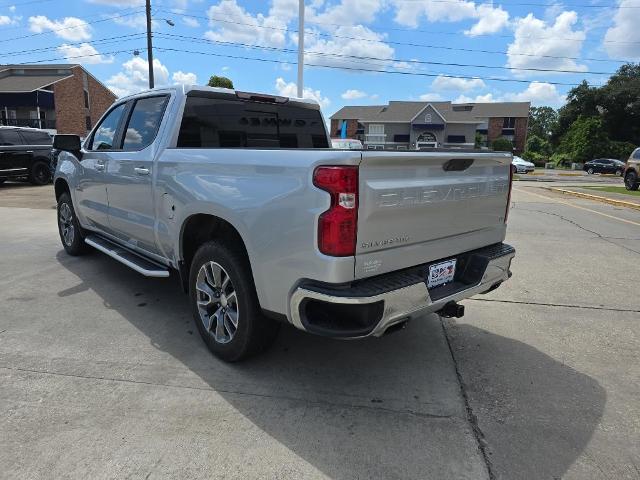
29 160 51 185
587 168 594 174
616 169 623 177
0 178 6 185
511 165 517 175
625 171 639 191
57 192 89 255
189 241 279 362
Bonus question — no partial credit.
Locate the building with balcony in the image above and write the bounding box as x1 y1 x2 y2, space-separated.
0 64 116 136
330 100 530 153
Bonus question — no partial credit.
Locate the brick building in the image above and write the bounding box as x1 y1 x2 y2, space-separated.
330 101 530 154
0 64 116 136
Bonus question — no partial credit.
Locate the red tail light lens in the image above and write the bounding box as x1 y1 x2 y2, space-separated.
504 164 514 223
313 166 359 256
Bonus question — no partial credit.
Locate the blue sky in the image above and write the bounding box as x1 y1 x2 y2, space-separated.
1 0 638 117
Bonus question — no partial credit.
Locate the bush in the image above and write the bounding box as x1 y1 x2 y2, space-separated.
491 137 514 152
608 141 636 161
522 151 547 167
550 152 573 168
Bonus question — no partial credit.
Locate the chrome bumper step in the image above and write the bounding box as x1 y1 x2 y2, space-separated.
85 235 170 278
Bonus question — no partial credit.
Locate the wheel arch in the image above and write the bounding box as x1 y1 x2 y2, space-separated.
54 177 70 200
178 213 254 294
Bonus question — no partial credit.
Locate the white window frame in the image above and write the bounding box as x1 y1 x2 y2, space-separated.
425 113 432 123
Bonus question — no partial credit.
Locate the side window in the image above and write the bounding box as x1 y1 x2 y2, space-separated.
633 149 640 160
122 96 169 150
89 103 126 151
0 130 23 145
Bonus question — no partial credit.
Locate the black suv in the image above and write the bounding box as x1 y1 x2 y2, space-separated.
0 127 53 185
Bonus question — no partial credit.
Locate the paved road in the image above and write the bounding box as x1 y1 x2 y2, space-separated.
0 182 638 479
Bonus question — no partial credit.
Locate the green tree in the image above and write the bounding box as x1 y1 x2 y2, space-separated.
491 137 514 152
552 80 599 145
528 106 558 140
525 134 552 156
207 75 234 89
557 116 611 163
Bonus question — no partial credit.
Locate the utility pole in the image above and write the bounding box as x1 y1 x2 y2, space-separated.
297 0 304 97
145 0 154 89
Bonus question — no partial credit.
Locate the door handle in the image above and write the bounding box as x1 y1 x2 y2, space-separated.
134 167 150 175
25 150 33 154
95 162 105 171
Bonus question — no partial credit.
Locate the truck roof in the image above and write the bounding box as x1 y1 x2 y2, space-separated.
116 84 321 109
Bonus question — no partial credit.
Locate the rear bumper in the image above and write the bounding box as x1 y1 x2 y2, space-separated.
289 243 515 338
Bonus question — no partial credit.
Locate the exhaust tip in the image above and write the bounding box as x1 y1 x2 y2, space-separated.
438 301 465 318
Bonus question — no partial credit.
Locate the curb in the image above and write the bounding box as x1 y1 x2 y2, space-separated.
543 187 640 211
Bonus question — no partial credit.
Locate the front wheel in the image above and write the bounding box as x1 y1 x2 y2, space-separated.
587 168 594 174
57 192 89 255
189 241 279 362
29 160 52 185
616 169 623 177
625 171 639 191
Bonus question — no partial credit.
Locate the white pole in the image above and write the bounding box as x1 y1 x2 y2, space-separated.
297 0 304 98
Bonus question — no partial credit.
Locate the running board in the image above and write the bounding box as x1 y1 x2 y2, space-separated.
85 235 170 278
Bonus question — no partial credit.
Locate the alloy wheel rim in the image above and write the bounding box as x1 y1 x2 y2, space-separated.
59 203 75 246
195 261 239 344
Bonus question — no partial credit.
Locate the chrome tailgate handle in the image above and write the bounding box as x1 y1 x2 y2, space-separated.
134 167 150 175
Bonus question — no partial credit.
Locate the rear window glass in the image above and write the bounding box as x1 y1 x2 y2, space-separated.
20 131 52 145
177 96 329 149
634 149 640 159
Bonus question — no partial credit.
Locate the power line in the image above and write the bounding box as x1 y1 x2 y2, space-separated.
392 0 639 8
0 9 145 43
11 47 144 65
159 9 631 63
152 45 603 87
0 0 53 7
0 33 146 58
155 31 617 76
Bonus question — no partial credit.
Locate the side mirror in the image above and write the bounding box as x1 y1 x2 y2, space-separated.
53 134 82 152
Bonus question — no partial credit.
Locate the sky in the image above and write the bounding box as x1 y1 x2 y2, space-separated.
1 0 638 117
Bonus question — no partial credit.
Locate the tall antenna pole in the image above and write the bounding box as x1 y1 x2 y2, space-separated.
297 0 304 97
146 0 154 89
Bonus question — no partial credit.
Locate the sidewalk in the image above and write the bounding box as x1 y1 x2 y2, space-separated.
543 185 640 211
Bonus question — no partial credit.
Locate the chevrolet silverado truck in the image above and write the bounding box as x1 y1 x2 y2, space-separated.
53 86 515 362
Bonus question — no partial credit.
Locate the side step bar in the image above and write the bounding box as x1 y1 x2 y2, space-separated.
85 235 170 278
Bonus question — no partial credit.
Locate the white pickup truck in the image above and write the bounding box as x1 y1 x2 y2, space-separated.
53 85 515 361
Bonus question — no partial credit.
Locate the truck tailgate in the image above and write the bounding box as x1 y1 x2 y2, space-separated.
355 151 511 279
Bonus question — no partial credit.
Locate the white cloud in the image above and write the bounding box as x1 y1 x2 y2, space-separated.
106 57 170 97
222 65 231 72
503 82 565 106
419 92 445 101
9 5 16 12
369 93 379 100
390 0 509 36
603 0 640 60
275 77 330 108
507 11 587 74
182 16 200 27
28 15 91 41
310 0 384 26
303 24 394 68
172 70 197 84
57 43 114 64
453 82 565 107
0 15 10 25
341 89 367 99
205 0 296 48
464 4 509 36
432 76 486 92
111 13 148 29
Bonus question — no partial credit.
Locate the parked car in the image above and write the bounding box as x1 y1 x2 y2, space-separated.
331 138 363 150
583 158 626 176
624 147 640 191
53 86 515 362
0 126 53 185
511 156 535 174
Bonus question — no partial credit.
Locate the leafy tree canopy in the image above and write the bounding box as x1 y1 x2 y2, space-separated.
491 137 514 152
528 106 558 140
208 75 234 89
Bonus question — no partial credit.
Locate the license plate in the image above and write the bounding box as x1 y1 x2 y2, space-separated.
427 259 456 288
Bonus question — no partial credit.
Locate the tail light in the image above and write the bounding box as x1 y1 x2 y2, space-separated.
313 165 359 256
504 164 514 223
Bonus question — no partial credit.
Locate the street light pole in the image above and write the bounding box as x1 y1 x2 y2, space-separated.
297 0 304 98
145 0 154 89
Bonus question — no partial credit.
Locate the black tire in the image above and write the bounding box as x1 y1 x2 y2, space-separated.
511 165 517 175
616 169 623 177
0 178 6 185
189 240 279 362
625 171 639 191
587 168 594 175
29 160 51 185
57 192 89 255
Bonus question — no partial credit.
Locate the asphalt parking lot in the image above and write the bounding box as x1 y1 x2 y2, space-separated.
1 181 639 479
